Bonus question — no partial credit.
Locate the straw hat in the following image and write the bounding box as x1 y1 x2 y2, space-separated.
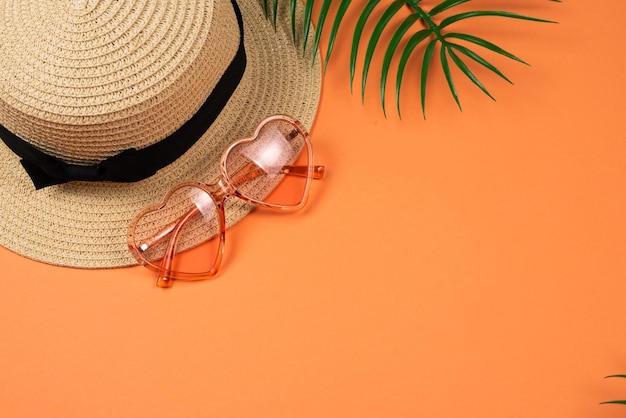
0 0 321 268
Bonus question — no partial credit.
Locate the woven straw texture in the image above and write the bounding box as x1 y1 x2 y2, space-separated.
0 0 321 268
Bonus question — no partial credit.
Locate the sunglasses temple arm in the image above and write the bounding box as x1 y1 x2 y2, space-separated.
280 165 325 179
228 164 325 188
151 206 201 288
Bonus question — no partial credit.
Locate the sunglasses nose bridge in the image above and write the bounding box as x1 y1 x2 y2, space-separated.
213 178 235 201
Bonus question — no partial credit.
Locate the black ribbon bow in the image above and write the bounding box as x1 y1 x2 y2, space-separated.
0 0 246 190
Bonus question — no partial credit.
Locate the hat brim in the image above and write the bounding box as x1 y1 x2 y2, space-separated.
0 0 321 268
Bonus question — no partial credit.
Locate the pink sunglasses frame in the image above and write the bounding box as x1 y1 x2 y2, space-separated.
127 114 325 287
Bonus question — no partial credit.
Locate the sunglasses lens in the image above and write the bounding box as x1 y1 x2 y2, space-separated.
224 119 311 207
129 185 222 278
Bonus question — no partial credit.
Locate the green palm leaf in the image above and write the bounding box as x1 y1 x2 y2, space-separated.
429 0 471 17
444 32 528 65
395 30 433 118
350 0 380 92
448 47 495 101
324 0 353 69
446 41 513 84
361 0 406 102
290 0 298 41
302 0 315 52
380 13 422 115
418 38 437 118
440 45 460 110
310 0 333 60
267 0 558 117
439 10 554 30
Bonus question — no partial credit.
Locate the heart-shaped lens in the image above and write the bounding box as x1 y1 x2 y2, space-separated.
128 183 224 278
223 118 312 208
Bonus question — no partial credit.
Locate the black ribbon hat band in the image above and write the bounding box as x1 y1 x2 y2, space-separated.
0 0 246 190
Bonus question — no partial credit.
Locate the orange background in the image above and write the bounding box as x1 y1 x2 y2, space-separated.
2 1 626 417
